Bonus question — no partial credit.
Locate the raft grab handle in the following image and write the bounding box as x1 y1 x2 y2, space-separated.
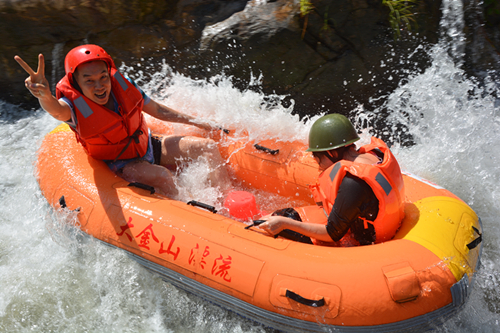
58 195 81 213
187 200 217 214
128 182 155 194
59 195 68 209
254 144 279 155
466 226 482 250
218 127 230 134
245 219 266 229
283 289 326 307
246 220 279 238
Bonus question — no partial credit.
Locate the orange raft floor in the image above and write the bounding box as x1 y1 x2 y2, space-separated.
36 123 483 333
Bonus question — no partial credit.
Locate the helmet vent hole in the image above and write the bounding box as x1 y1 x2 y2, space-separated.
85 50 90 54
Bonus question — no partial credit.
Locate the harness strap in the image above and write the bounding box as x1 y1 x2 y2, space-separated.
113 129 144 162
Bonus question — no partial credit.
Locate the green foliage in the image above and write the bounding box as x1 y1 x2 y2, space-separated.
322 8 330 33
300 0 314 17
300 0 315 39
382 0 420 40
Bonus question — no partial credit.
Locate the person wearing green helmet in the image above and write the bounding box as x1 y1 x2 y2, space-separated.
258 114 405 246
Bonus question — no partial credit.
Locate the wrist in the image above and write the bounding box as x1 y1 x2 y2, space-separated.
38 93 57 104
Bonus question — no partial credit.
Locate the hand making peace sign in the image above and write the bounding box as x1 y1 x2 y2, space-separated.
14 54 51 100
14 54 71 121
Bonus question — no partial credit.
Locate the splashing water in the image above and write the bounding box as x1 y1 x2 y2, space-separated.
124 62 319 214
354 0 500 329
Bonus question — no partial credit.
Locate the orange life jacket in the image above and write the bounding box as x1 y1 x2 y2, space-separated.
299 137 405 244
55 68 149 161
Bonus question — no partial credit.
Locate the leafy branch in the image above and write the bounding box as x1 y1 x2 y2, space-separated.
382 0 420 40
300 0 314 39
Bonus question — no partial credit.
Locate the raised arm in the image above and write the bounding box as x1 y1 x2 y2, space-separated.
15 54 71 121
142 99 218 131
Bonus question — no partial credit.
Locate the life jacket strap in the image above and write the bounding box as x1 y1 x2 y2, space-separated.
359 217 374 230
113 129 144 162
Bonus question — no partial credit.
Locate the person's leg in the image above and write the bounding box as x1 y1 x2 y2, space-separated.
121 160 178 197
160 135 231 189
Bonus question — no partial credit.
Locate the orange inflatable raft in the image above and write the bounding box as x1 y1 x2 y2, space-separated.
36 123 483 332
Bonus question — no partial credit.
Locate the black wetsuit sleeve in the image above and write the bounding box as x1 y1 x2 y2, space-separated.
325 175 375 241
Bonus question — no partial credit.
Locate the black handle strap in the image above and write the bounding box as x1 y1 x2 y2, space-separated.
59 195 67 209
285 289 325 307
187 200 217 213
254 144 279 155
245 220 278 239
128 182 156 194
218 127 230 134
58 195 81 212
466 226 482 250
245 219 266 229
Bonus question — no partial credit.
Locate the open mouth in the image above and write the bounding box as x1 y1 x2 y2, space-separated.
95 91 107 99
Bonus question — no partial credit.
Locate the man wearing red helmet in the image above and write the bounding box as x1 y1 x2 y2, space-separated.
15 45 230 197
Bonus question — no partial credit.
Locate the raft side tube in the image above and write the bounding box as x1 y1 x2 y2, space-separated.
395 195 482 283
224 139 316 202
109 240 476 333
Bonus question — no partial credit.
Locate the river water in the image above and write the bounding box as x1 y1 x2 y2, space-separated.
1 0 500 332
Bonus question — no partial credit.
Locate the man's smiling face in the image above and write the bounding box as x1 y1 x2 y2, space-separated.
75 60 111 106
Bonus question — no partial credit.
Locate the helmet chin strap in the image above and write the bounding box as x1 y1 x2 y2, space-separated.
325 150 342 164
325 144 355 164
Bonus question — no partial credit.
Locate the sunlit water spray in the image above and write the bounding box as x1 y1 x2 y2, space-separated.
130 65 319 216
354 0 500 329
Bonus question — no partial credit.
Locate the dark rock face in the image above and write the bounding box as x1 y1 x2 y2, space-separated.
1 0 190 106
2 0 498 117
184 0 444 117
1 0 236 106
462 0 500 81
482 0 500 54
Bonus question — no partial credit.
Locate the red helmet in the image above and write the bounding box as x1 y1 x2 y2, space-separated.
64 44 116 79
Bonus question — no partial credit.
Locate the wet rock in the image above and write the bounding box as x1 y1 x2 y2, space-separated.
462 0 500 85
1 0 247 107
195 0 442 117
5 0 497 118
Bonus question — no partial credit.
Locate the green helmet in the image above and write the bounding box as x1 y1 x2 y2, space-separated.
306 114 360 152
